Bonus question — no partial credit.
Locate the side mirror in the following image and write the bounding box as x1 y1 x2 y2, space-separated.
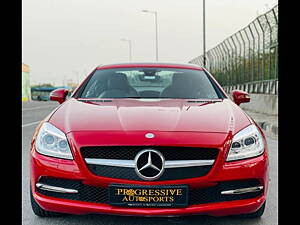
49 88 69 104
231 90 250 106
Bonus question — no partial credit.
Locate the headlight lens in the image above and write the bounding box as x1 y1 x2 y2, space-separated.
226 124 264 161
35 122 73 160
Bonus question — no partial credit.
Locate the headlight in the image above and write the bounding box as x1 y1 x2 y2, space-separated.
35 122 73 160
226 124 264 161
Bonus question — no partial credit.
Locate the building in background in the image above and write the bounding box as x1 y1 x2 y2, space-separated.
22 63 31 101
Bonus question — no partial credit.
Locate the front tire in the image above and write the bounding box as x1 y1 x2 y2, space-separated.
30 186 64 217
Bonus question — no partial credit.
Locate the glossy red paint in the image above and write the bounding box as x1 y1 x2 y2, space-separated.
30 63 268 217
231 90 251 106
96 62 204 71
33 193 266 217
49 98 250 134
31 142 268 216
49 88 69 104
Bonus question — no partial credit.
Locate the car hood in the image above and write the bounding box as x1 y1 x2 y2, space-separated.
49 98 251 134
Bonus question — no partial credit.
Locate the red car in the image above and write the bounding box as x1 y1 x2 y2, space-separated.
30 62 268 218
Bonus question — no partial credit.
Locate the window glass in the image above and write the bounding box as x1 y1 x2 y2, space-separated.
79 68 221 99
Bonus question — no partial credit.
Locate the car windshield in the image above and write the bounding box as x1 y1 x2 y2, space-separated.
79 67 222 99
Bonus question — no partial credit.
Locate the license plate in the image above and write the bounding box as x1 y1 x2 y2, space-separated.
109 184 188 207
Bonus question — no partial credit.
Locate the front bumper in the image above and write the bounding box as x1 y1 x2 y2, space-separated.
30 146 268 217
33 191 266 217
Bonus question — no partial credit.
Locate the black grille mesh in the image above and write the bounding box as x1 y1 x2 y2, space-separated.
36 177 263 206
81 146 218 160
87 165 212 181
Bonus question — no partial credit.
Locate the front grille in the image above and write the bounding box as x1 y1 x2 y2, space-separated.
81 146 218 160
36 177 263 206
81 146 218 181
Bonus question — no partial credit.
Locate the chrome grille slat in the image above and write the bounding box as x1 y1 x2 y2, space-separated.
84 158 215 168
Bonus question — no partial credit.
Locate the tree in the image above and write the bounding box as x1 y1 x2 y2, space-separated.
31 83 54 88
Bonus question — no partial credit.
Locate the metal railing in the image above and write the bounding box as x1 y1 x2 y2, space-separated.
189 5 278 94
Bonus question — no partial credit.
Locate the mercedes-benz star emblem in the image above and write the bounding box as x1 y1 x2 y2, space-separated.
145 133 155 138
134 149 165 181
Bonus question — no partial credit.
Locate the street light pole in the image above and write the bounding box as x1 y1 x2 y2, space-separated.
154 11 158 61
120 38 132 61
142 9 158 61
203 0 206 67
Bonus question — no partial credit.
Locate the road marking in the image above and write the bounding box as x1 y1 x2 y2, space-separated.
22 121 41 128
22 105 57 112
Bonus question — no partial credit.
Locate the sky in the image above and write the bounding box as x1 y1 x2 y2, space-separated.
22 0 278 86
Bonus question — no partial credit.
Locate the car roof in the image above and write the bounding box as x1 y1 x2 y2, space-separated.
96 62 203 70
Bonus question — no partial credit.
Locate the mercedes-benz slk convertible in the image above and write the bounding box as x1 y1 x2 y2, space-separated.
30 62 268 218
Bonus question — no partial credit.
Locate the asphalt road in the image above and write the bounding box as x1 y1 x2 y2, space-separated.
22 101 278 225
